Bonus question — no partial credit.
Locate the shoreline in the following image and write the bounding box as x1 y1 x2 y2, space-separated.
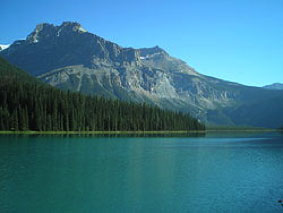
0 129 279 135
0 130 205 135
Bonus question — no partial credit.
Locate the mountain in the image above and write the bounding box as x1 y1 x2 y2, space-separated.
0 44 10 51
0 56 204 131
263 83 283 90
1 22 283 128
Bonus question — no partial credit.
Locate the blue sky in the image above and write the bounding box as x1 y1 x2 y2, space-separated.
1 0 283 86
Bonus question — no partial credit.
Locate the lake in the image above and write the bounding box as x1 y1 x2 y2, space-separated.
0 132 283 212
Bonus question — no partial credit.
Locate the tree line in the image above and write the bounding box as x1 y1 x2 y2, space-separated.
0 57 205 131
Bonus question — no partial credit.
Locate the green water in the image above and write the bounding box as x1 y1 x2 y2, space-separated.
0 133 283 212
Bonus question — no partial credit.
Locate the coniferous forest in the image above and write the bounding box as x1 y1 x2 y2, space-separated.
0 57 205 131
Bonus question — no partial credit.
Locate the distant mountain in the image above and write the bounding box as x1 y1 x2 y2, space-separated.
263 83 283 90
0 44 10 51
1 21 283 128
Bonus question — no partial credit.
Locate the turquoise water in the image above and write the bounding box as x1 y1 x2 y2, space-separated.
0 133 283 212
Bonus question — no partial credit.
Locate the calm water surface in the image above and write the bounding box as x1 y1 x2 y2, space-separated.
0 133 283 212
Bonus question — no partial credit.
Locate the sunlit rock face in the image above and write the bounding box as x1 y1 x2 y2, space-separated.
2 22 283 127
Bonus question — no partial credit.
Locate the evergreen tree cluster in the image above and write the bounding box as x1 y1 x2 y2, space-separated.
0 57 205 131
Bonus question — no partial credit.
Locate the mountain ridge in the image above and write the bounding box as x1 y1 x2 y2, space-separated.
263 83 283 90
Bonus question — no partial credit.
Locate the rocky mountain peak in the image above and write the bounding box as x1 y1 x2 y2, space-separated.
1 21 199 76
26 22 87 43
139 45 168 57
26 23 55 43
60 21 87 33
35 23 54 31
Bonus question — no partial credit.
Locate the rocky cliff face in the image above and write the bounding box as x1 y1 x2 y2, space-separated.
2 22 283 127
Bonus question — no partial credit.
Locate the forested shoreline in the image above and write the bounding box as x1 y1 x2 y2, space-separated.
0 57 205 131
